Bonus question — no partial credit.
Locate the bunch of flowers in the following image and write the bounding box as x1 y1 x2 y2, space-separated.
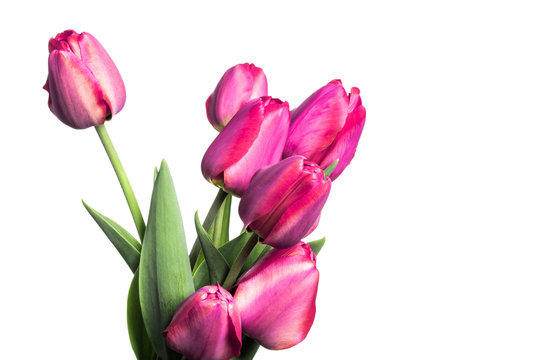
44 30 366 360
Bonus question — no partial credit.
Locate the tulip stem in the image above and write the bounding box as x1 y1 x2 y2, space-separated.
222 233 259 289
189 189 228 269
95 125 146 241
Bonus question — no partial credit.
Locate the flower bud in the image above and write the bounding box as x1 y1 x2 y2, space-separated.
43 30 126 129
233 242 319 350
163 284 242 360
206 63 268 131
239 156 331 249
283 80 366 180
201 97 290 197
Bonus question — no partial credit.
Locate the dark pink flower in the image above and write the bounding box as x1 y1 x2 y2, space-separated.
206 63 268 131
233 242 319 350
239 156 331 248
201 97 290 197
163 284 242 360
44 30 126 129
283 80 366 180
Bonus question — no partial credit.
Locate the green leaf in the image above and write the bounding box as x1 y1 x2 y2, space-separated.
127 269 155 359
308 237 326 255
193 232 270 289
195 212 230 285
189 189 228 268
323 159 339 179
139 160 195 359
82 201 141 273
153 167 158 183
212 193 232 247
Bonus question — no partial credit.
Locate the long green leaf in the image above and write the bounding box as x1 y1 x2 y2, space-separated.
83 201 141 273
127 269 155 359
139 160 195 359
308 237 326 255
212 193 232 247
195 212 230 285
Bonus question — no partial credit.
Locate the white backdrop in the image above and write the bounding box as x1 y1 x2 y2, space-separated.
1 0 539 359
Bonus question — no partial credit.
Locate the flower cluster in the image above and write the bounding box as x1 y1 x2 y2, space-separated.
45 31 366 360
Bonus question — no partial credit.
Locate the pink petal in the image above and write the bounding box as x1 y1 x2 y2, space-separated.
78 32 126 116
46 50 107 129
262 169 331 248
234 243 319 350
283 80 348 160
224 98 289 196
316 87 366 180
239 156 304 228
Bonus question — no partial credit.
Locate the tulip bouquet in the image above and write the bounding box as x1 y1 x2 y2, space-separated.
44 30 366 360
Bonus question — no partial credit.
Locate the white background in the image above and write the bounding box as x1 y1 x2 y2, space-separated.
1 0 539 359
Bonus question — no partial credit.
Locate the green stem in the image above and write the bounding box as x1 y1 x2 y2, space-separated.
189 189 228 268
95 125 146 241
222 233 259 289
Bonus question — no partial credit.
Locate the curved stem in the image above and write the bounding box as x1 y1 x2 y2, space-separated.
95 125 146 241
222 233 259 289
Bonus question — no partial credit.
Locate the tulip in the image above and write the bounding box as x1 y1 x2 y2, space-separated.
283 80 366 180
206 63 268 131
163 284 242 360
239 155 331 249
44 30 126 129
201 97 290 197
233 242 319 350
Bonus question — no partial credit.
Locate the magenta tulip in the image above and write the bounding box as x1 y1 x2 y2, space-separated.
206 63 268 131
163 284 242 360
201 97 290 197
43 30 126 129
283 80 366 180
239 155 331 249
233 242 319 350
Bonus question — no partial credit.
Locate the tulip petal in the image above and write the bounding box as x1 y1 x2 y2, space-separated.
284 80 348 160
224 98 289 195
46 50 107 129
315 87 366 180
78 32 126 116
239 156 304 228
234 243 319 350
201 98 263 186
258 170 331 248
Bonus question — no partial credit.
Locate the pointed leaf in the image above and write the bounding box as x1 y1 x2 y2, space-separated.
139 160 195 359
308 237 326 255
127 269 156 359
193 232 270 289
153 167 158 183
83 201 141 273
213 193 232 247
195 212 230 285
323 159 339 179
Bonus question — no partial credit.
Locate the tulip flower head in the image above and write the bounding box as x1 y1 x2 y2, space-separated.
283 80 366 180
201 97 290 197
233 242 319 350
44 30 126 129
239 155 331 249
206 63 268 131
163 284 242 360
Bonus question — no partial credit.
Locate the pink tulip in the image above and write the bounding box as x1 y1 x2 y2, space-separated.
163 284 242 360
43 30 126 129
233 242 319 350
238 155 331 249
283 80 366 180
201 97 290 197
206 63 268 131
